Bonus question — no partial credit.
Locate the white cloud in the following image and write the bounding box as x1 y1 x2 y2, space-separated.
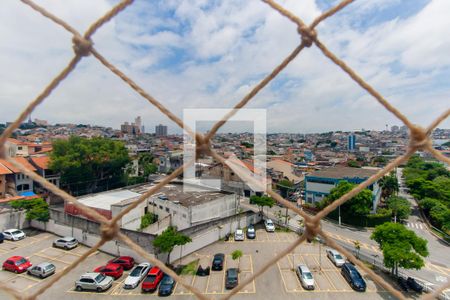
0 0 448 134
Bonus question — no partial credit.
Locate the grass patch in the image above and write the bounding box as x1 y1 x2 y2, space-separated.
275 227 291 232
180 259 199 275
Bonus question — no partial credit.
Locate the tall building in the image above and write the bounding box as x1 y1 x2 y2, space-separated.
120 118 141 135
348 134 356 151
155 124 168 137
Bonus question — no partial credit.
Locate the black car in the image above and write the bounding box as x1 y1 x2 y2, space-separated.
158 275 175 296
246 225 256 239
341 263 366 292
397 277 409 292
406 277 423 293
212 253 225 271
225 268 239 289
0 232 4 244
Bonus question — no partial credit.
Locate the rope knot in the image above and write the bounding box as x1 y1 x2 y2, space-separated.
100 221 119 242
304 220 321 242
72 35 93 57
297 25 317 47
195 133 212 157
408 125 431 150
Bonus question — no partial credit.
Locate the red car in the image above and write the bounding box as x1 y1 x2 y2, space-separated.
108 256 134 270
2 256 32 273
94 263 123 280
142 266 163 292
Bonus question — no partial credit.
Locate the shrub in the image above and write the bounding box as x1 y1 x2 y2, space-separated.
140 212 158 229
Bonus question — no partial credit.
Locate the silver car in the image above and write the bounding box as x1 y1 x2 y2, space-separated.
326 249 345 267
234 229 244 241
75 272 113 292
27 262 55 278
53 236 78 250
3 229 26 241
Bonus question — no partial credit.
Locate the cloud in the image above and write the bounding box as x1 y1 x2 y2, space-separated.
0 0 448 134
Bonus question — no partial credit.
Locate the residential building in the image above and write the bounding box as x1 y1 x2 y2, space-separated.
146 182 238 231
29 156 60 189
348 134 356 151
155 124 168 137
304 166 382 212
0 157 37 197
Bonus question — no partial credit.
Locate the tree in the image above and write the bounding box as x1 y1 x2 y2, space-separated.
231 250 243 271
10 198 49 222
50 136 130 195
277 179 294 198
379 174 399 199
353 240 361 259
318 181 373 216
347 160 360 168
153 226 192 264
249 195 275 216
386 196 411 222
371 223 428 276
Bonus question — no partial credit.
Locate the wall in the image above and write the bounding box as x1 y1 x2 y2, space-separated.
0 210 29 231
190 194 237 224
143 215 171 235
111 199 146 231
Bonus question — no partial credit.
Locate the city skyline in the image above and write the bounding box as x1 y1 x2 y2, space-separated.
1 0 449 134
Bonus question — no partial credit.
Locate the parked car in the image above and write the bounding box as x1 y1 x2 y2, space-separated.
53 236 78 250
397 277 409 292
2 256 32 273
212 253 225 271
108 256 135 270
341 263 366 292
0 232 4 243
142 266 164 292
123 262 151 289
196 265 210 276
246 225 256 239
94 263 123 280
75 272 113 292
406 277 423 293
27 262 55 278
326 249 345 267
3 229 26 241
158 274 175 296
225 268 239 289
234 229 244 241
296 265 314 290
264 219 275 232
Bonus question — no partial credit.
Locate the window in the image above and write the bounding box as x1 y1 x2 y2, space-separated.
159 205 163 209
165 207 170 213
18 146 22 150
182 214 187 218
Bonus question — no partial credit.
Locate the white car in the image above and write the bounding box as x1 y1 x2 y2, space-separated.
3 229 26 241
124 262 151 289
53 237 78 250
234 229 244 241
264 219 275 232
296 265 314 290
326 249 345 267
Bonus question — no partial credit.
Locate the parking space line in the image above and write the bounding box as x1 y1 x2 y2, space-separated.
322 270 338 290
33 252 72 265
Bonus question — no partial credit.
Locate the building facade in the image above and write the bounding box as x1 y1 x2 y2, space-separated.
348 134 356 151
155 124 168 137
304 166 382 212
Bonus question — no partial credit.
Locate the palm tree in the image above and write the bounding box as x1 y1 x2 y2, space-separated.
379 175 399 199
232 250 243 272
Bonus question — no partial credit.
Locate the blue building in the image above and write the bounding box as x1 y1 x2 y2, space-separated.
304 166 382 213
348 134 356 151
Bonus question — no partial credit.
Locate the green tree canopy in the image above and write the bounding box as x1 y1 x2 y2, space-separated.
318 181 373 216
386 196 411 221
249 195 275 214
380 174 399 199
50 136 130 195
371 223 428 275
153 226 192 264
10 198 49 222
347 160 360 168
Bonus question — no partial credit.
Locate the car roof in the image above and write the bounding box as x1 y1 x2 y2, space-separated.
214 253 225 258
137 262 151 267
8 256 25 261
4 229 20 233
227 268 238 275
81 272 101 278
104 263 121 268
148 266 161 275
236 229 243 233
298 265 311 272
36 262 54 268
328 249 340 255
61 236 76 241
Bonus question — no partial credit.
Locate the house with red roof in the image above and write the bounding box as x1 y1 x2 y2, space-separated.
29 156 60 190
0 157 37 197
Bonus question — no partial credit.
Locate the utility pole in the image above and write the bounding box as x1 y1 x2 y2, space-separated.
338 205 341 226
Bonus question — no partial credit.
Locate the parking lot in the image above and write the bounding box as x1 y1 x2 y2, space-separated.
0 227 398 300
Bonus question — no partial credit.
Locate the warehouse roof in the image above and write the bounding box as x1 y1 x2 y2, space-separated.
306 166 379 179
77 189 141 210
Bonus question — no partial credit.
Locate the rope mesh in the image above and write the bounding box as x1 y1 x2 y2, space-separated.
1 0 449 299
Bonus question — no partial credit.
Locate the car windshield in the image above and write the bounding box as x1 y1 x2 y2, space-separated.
144 275 156 283
335 254 343 260
228 270 238 279
266 221 273 225
130 266 143 276
67 238 76 243
304 272 313 280
15 258 27 265
95 274 106 282
12 230 22 235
